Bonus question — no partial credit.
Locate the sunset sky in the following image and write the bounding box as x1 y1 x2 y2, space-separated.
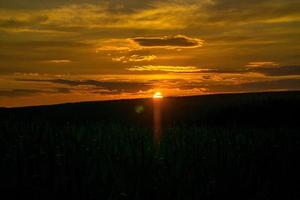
1 0 300 107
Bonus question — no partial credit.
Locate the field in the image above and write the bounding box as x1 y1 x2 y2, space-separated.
0 91 299 199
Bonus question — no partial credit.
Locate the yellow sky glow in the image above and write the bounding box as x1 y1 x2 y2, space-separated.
0 0 300 107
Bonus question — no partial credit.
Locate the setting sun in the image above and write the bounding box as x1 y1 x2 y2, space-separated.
153 92 163 99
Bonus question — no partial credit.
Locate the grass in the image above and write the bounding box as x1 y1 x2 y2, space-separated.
0 121 299 200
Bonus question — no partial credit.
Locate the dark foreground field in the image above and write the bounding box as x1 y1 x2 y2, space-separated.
0 91 300 199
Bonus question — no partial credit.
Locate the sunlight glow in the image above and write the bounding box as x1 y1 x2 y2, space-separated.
153 92 163 99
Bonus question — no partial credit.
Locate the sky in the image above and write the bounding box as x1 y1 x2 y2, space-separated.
0 0 300 107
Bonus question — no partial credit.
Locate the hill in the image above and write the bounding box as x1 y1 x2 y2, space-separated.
1 91 300 128
0 91 300 199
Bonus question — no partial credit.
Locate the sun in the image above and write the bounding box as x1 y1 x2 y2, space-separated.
153 92 163 99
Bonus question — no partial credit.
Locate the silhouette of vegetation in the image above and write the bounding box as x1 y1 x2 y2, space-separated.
0 91 299 199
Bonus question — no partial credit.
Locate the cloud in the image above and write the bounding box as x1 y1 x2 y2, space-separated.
132 35 204 48
96 35 204 52
127 65 205 73
170 77 300 93
0 40 88 49
16 78 153 94
0 88 71 97
95 38 138 51
112 55 156 63
128 55 157 62
0 2 198 32
0 15 48 28
202 0 300 25
170 64 300 77
217 78 300 92
251 65 300 76
112 56 127 63
55 87 72 94
0 89 42 97
1 1 300 76
1 1 299 33
46 60 72 63
125 64 300 76
246 61 279 68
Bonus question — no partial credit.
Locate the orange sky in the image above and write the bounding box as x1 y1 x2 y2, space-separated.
1 0 300 107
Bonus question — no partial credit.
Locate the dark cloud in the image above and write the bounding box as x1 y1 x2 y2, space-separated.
204 0 300 24
188 65 300 77
0 0 95 9
0 15 48 28
219 79 300 92
251 66 300 76
182 78 300 93
0 40 88 49
0 89 42 97
16 79 152 93
91 90 124 95
55 87 73 94
201 68 246 74
0 0 67 9
0 0 153 11
0 87 72 97
132 35 203 48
